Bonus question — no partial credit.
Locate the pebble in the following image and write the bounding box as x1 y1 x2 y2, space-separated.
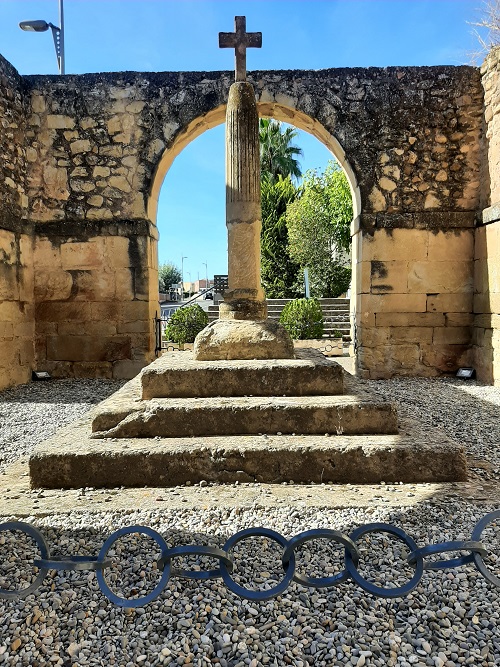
0 377 498 665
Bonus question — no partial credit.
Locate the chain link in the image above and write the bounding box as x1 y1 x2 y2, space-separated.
0 511 499 606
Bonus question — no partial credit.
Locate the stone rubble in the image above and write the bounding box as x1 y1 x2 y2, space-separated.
0 376 499 665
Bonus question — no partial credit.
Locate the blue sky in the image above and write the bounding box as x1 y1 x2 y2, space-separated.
0 0 488 279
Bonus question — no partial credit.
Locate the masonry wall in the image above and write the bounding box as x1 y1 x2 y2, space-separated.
0 56 34 390
23 77 159 378
33 222 158 379
0 55 495 385
474 47 500 385
350 67 483 378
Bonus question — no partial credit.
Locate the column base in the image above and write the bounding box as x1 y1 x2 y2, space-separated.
220 290 267 320
193 319 294 361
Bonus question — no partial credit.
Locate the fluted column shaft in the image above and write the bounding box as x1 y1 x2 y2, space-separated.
220 81 267 321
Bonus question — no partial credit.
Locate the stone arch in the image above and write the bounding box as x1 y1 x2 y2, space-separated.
147 102 362 225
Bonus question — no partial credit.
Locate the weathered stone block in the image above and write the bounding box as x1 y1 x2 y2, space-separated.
194 319 294 361
0 229 16 263
474 292 500 314
433 327 472 345
112 359 146 379
104 237 131 267
142 349 343 399
34 270 73 301
421 344 471 372
46 335 131 362
370 260 409 293
85 321 117 336
91 302 121 321
408 261 473 293
375 312 445 327
36 301 91 322
358 327 390 347
362 293 427 313
72 362 113 379
60 240 105 269
114 269 135 300
427 293 473 313
427 230 474 260
362 229 428 262
390 327 434 344
47 115 75 129
120 301 149 322
34 239 63 268
445 312 474 326
358 343 422 376
0 265 20 300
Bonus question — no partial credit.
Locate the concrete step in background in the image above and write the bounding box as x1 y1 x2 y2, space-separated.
208 298 351 332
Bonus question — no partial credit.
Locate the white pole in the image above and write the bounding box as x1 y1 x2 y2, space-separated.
304 268 310 298
58 0 65 74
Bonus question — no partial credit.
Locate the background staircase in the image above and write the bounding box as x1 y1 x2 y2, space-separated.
208 298 351 339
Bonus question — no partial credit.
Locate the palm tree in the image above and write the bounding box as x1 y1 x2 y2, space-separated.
259 119 303 183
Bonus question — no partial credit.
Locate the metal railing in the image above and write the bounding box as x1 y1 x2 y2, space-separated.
155 287 214 355
1 511 499 607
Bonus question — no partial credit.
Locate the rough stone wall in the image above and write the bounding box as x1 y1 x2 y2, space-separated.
474 47 500 385
0 56 491 383
33 221 158 379
346 66 482 378
0 56 34 390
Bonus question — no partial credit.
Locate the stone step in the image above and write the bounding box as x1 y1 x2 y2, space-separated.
91 394 398 438
141 349 344 399
266 298 350 305
30 417 467 488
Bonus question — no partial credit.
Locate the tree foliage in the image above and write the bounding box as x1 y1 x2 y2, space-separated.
260 176 302 298
259 119 303 184
158 262 181 293
164 304 208 345
279 298 324 340
286 161 353 298
470 0 500 58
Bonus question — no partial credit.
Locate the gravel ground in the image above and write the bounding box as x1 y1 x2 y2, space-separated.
0 375 499 666
0 380 125 473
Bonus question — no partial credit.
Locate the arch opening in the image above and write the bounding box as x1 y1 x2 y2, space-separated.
150 102 362 356
148 103 361 225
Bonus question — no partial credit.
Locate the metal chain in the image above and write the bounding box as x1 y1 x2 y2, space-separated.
0 510 499 607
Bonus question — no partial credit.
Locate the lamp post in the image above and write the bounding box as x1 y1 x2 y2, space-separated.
181 256 187 302
202 262 209 291
19 0 65 75
186 272 192 299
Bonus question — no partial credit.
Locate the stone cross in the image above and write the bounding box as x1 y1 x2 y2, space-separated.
219 16 262 82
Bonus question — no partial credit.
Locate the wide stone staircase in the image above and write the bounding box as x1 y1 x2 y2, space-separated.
209 298 351 339
30 347 467 488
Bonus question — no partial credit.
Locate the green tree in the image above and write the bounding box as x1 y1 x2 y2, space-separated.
158 261 181 293
286 161 352 298
259 119 303 183
261 176 302 298
164 304 208 346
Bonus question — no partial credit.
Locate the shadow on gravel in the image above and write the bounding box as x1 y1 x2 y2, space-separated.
364 377 500 481
0 379 126 405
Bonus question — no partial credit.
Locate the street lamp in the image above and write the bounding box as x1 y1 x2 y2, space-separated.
186 272 192 298
19 0 65 75
181 256 187 302
202 262 209 291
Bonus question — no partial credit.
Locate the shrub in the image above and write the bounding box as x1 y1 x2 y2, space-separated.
164 304 208 345
279 298 324 340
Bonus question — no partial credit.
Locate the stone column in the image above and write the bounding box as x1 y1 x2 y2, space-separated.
220 82 267 321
